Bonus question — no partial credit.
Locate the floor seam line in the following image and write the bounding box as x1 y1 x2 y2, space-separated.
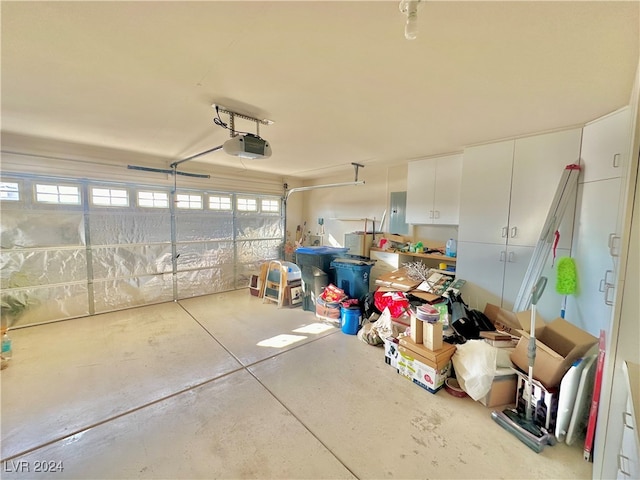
175 302 357 476
0 367 245 463
243 364 361 480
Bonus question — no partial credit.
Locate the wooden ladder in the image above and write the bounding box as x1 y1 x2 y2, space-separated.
263 260 288 308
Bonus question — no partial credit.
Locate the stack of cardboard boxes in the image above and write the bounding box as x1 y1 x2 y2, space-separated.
383 299 598 431
483 303 598 431
385 311 455 393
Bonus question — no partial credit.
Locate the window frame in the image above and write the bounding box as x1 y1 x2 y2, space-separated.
90 186 130 207
137 190 170 209
0 181 21 202
176 192 203 210
34 182 82 205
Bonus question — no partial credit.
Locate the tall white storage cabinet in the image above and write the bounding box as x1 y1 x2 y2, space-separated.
406 154 462 225
564 107 632 337
456 128 582 320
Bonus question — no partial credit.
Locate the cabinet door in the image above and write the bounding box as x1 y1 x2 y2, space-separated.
618 394 640 480
406 159 435 224
456 241 506 310
509 128 582 248
433 154 463 224
501 245 533 312
459 141 514 244
582 108 631 183
564 179 621 337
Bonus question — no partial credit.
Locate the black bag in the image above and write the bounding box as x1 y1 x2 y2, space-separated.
467 309 495 332
449 293 481 341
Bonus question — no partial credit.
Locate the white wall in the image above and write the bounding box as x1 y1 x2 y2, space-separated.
300 162 458 251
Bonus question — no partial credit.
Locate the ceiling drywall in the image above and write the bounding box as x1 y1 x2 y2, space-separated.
1 1 638 180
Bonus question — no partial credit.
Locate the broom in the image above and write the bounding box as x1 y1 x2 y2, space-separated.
556 257 577 318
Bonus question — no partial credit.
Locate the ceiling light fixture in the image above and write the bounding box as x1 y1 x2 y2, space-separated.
399 0 421 40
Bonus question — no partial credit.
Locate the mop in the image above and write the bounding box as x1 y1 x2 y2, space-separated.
491 276 556 453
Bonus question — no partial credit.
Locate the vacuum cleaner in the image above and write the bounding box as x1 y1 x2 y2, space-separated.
491 276 556 453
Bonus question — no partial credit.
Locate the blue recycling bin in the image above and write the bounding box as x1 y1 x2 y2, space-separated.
331 257 375 300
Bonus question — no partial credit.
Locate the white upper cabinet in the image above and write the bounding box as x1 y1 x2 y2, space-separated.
406 153 462 225
509 128 583 248
459 129 582 248
581 107 632 183
459 140 514 244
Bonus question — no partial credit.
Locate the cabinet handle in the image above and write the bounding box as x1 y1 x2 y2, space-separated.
618 453 631 477
599 279 606 293
429 210 434 219
613 153 621 168
511 226 518 238
434 210 440 219
500 251 506 262
604 284 615 306
622 411 634 430
608 234 620 257
508 251 515 263
502 227 508 238
604 269 614 286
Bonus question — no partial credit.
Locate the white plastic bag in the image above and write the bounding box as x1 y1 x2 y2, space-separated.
357 308 405 346
451 339 501 401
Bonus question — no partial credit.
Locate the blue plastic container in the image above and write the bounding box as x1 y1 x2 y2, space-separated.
340 306 361 335
331 258 375 300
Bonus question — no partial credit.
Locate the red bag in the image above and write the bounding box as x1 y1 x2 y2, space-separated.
374 290 410 318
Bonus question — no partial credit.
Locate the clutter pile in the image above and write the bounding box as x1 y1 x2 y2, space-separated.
249 245 600 457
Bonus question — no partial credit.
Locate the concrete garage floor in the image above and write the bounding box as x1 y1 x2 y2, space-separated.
1 289 592 479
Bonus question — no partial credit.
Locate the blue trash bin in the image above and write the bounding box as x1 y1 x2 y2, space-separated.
331 257 375 300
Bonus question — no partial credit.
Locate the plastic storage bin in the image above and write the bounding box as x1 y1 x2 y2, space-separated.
331 257 375 300
340 305 361 335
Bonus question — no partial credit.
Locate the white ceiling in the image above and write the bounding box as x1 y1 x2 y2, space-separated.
1 1 638 180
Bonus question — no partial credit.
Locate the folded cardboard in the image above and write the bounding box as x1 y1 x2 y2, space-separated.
399 336 456 369
480 331 513 341
483 303 545 337
479 367 517 408
511 317 598 389
407 290 442 303
375 268 421 292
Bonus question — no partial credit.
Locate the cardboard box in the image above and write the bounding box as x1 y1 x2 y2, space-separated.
410 313 423 343
397 348 452 393
423 321 443 351
384 336 400 369
375 268 420 292
483 303 545 337
479 368 517 408
514 369 559 431
510 317 598 389
399 336 456 369
384 234 409 244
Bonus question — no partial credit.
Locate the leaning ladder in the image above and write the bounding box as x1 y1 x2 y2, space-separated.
513 164 581 312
